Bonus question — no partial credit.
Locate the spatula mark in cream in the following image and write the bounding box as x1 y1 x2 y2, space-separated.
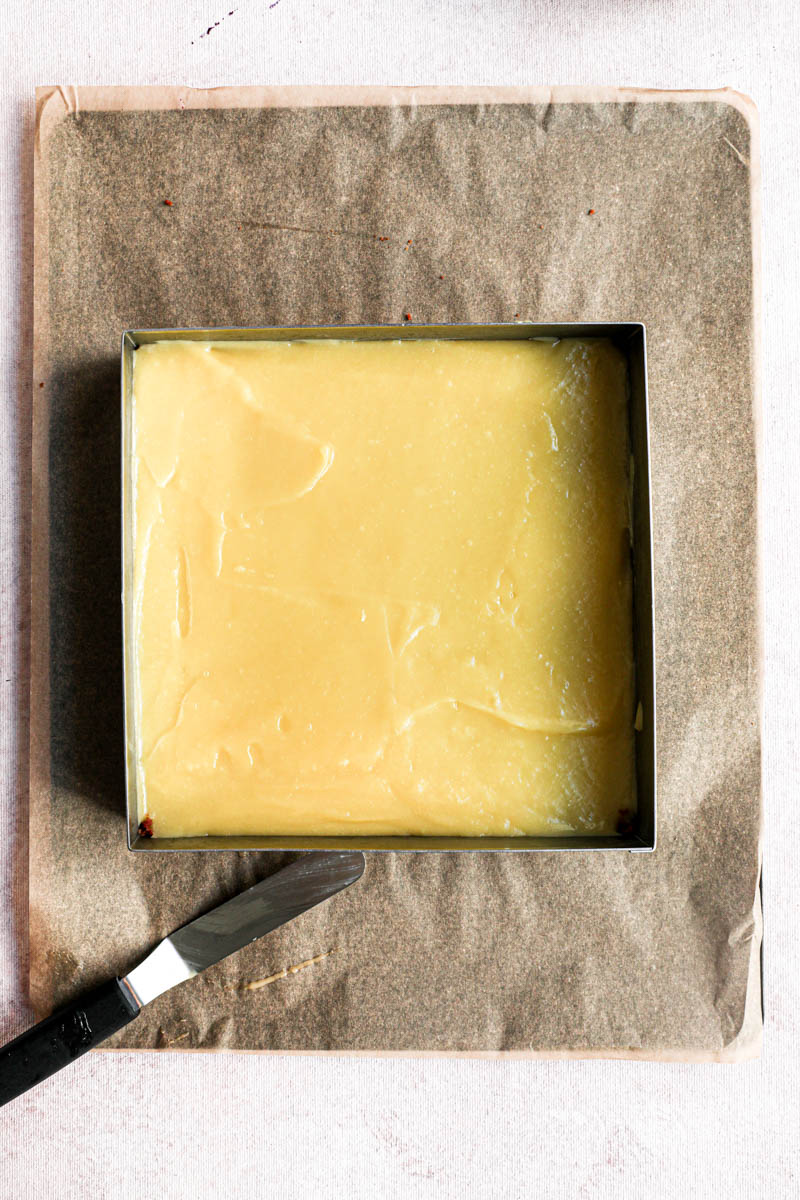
378 600 440 738
184 345 337 508
132 509 160 644
259 442 335 507
216 512 229 577
381 602 396 681
246 742 265 767
393 605 441 659
143 675 205 760
394 697 597 737
377 600 442 662
197 345 313 439
175 547 192 637
140 456 178 490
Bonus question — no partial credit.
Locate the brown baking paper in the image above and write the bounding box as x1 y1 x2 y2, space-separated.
30 86 762 1059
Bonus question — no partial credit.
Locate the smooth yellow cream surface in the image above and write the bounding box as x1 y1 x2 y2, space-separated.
131 338 635 837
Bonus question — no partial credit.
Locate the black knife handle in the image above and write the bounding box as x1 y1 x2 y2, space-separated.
0 979 141 1107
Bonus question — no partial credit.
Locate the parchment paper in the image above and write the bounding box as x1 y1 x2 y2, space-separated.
30 86 762 1059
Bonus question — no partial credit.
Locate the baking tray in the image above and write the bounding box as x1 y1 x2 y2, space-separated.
122 322 654 853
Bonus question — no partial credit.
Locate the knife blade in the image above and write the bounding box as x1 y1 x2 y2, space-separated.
126 850 364 1003
0 850 365 1106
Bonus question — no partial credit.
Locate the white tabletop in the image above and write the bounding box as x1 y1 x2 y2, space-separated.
1 2 796 1196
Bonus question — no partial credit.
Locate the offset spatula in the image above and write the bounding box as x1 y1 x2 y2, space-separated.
0 850 365 1107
